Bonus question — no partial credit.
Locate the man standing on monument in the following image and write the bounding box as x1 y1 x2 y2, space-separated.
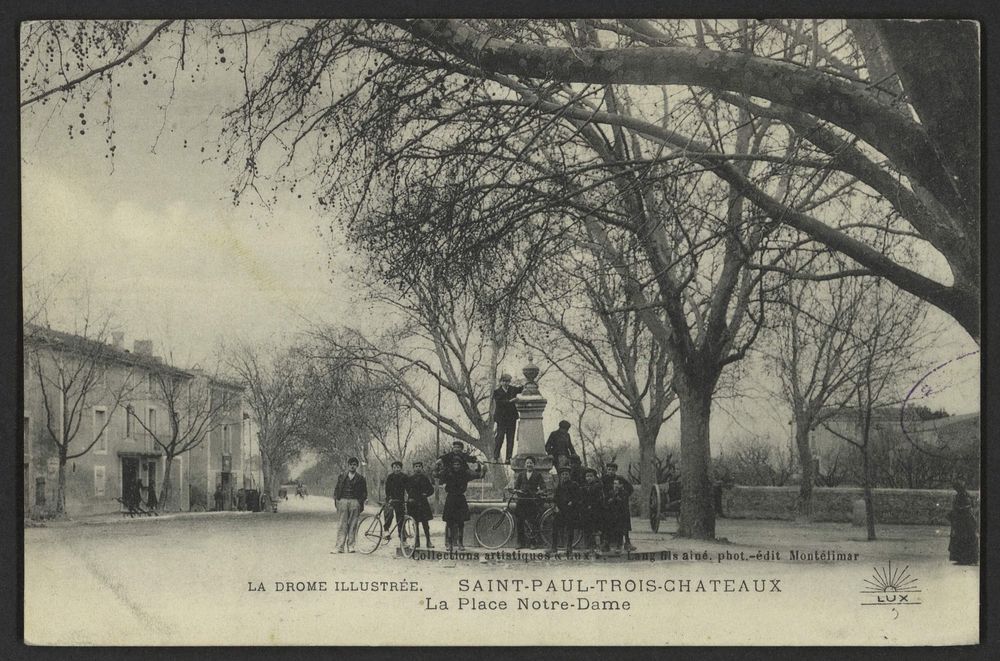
545 420 578 473
492 373 523 464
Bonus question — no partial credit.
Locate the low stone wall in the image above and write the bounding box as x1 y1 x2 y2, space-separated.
722 486 980 525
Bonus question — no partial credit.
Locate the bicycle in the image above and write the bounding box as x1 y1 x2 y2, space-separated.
355 501 417 558
474 489 583 549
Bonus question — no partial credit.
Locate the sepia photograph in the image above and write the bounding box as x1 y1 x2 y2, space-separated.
19 16 982 646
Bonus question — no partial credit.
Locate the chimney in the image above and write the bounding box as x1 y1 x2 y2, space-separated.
134 339 153 356
111 332 125 350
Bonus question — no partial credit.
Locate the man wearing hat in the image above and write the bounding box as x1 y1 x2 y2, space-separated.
512 456 546 549
579 467 606 552
545 420 578 474
601 462 635 552
435 440 481 481
492 373 523 463
334 457 368 553
550 466 580 555
406 461 435 549
382 460 408 541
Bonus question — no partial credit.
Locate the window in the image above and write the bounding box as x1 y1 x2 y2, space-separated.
94 408 108 454
148 408 157 433
125 406 134 440
94 465 106 497
222 424 231 454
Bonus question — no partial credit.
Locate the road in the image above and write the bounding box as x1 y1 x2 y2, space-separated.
25 496 978 646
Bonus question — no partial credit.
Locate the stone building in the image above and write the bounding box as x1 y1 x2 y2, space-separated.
23 324 246 517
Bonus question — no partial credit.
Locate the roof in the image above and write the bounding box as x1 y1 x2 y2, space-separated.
25 323 192 380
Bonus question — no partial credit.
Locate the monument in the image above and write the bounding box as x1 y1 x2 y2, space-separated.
511 355 552 483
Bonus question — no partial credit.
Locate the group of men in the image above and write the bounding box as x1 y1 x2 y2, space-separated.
512 455 636 554
330 370 637 555
332 456 439 553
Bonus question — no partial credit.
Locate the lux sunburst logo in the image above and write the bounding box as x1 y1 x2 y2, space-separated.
860 562 921 606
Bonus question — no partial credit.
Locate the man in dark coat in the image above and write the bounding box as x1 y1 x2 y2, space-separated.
383 461 408 541
407 461 435 549
333 457 368 553
579 467 606 551
513 456 546 548
545 420 578 474
601 462 635 551
550 467 579 554
435 440 479 478
493 373 523 463
948 481 979 565
442 458 484 552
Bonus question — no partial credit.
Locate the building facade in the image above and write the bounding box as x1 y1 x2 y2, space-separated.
23 325 245 517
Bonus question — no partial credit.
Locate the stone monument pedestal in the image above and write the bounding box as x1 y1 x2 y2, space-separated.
511 356 554 490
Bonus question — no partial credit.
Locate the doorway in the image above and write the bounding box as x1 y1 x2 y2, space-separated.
121 457 139 507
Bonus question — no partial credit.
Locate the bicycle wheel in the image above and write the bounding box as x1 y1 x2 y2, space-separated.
474 508 514 549
539 508 555 547
539 508 584 547
355 514 384 554
399 515 417 558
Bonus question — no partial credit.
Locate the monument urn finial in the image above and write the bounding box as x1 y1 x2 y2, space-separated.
521 354 540 396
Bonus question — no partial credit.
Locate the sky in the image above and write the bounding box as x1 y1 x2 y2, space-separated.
19 22 981 465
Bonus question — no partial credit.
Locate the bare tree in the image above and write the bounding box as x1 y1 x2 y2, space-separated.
820 281 930 540
227 342 308 498
524 238 676 515
20 20 980 340
762 264 872 517
126 367 239 510
310 276 507 460
25 321 134 515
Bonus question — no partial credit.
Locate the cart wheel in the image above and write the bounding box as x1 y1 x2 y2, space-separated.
649 484 661 533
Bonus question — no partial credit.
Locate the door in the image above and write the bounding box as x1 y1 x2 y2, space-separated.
221 471 232 510
121 457 139 507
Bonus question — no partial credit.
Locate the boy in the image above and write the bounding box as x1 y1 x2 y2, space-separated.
579 467 605 552
383 461 408 541
550 466 579 554
601 462 635 551
406 461 435 549
605 477 631 553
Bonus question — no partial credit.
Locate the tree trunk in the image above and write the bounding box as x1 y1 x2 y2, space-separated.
636 421 659 518
794 417 815 519
676 380 716 540
56 448 68 516
261 452 273 498
861 445 877 541
160 455 174 512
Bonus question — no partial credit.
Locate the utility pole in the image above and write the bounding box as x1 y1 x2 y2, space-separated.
434 376 441 508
